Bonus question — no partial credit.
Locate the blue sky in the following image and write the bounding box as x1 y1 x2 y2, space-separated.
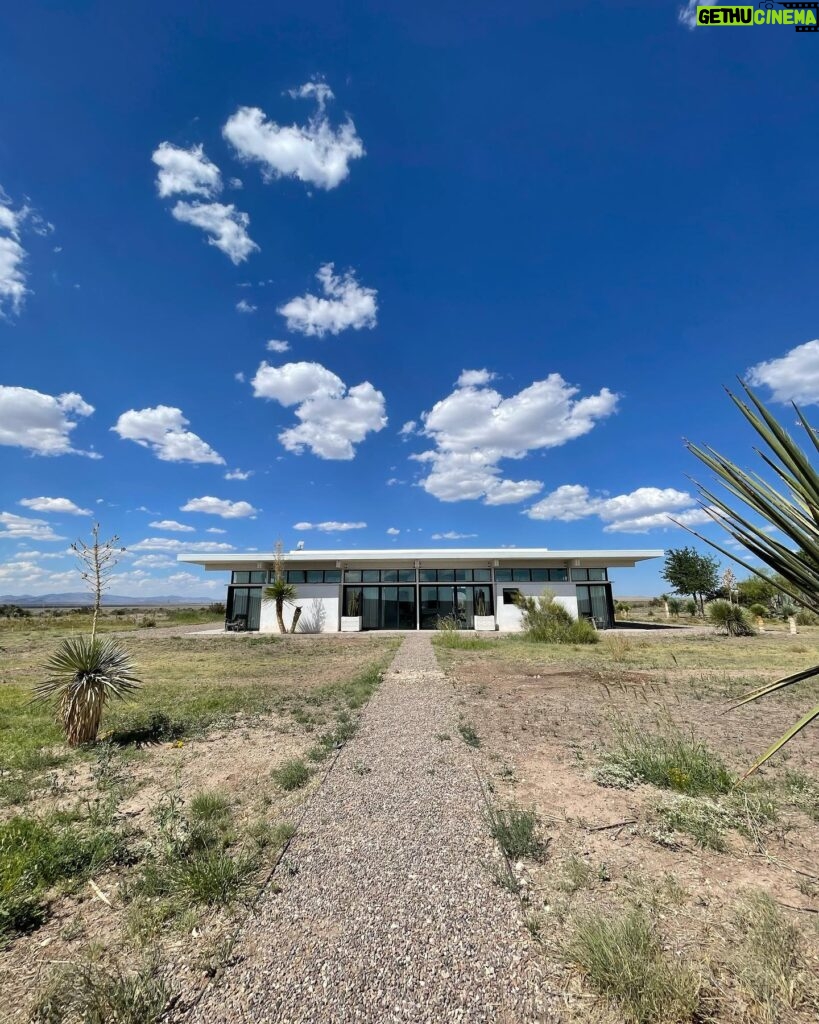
1 1 818 599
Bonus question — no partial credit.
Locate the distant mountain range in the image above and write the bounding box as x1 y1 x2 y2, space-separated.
0 593 214 607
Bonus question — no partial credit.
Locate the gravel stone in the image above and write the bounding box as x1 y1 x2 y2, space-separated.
181 634 555 1023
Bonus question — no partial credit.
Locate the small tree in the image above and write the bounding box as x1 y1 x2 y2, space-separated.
33 524 139 747
263 541 301 633
661 546 720 616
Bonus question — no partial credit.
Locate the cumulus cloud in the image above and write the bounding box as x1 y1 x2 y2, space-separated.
180 496 258 518
278 264 377 337
386 527 400 536
293 521 367 532
236 298 256 314
410 371 617 504
0 512 65 541
170 201 259 265
151 143 258 264
19 497 92 516
131 554 177 568
130 537 236 552
149 519 195 532
0 191 27 318
112 405 224 464
222 83 364 190
151 142 222 199
747 340 819 405
431 531 478 540
526 484 713 533
0 386 96 457
251 360 386 460
266 339 290 353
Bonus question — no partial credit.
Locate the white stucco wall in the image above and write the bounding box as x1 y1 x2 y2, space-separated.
495 582 578 632
260 584 341 633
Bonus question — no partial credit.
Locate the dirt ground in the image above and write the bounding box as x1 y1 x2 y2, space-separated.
441 628 819 1022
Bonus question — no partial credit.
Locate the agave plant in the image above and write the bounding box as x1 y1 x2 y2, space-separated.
33 635 141 746
684 381 819 776
705 599 754 637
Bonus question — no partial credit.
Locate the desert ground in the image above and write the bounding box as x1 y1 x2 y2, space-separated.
1 612 817 1023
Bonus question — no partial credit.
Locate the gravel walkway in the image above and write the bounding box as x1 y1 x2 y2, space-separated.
181 633 553 1023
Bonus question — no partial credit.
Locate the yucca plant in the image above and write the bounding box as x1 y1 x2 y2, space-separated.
264 539 301 633
32 635 141 746
705 599 755 637
684 381 819 776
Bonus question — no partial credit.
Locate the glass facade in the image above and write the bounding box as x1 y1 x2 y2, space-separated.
225 562 615 631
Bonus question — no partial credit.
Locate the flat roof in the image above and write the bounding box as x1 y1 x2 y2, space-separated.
178 547 664 570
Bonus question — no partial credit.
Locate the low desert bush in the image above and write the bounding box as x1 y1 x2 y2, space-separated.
458 721 481 748
601 724 734 796
517 590 599 645
487 804 541 860
706 600 755 636
271 758 310 791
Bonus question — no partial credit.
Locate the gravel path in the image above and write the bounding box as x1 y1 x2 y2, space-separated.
181 633 553 1023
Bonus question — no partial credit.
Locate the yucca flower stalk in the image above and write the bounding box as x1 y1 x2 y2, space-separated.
32 635 141 746
682 381 819 777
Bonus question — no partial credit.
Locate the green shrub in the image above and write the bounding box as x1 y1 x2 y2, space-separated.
748 603 769 619
654 795 733 852
517 590 599 644
567 907 701 1023
602 725 734 796
271 758 310 791
706 600 755 636
794 607 819 626
487 805 541 859
458 721 481 748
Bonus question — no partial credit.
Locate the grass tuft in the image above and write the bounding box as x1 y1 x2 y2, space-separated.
601 724 734 796
458 721 481 748
567 907 701 1023
271 758 310 791
487 804 542 860
31 958 170 1024
729 891 811 1022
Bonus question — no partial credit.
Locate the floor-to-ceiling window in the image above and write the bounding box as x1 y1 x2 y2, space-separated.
343 585 417 629
226 586 262 630
575 584 613 629
419 584 493 629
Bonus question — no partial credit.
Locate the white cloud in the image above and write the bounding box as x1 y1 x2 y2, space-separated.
386 527 400 536
170 201 258 264
19 497 92 516
234 371 245 383
678 1 715 28
747 340 819 406
0 227 26 318
251 360 386 460
399 421 416 437
222 84 364 190
236 298 256 314
151 142 222 199
411 371 617 504
224 468 253 480
229 177 243 190
112 405 225 465
130 537 236 552
456 369 496 388
278 264 377 337
431 531 478 540
266 339 290 353
206 527 226 534
0 512 65 541
0 386 96 457
180 496 258 518
132 554 177 568
149 519 195 532
526 484 712 533
293 521 367 532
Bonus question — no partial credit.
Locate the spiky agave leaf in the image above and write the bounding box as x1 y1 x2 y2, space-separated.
33 635 141 746
685 381 819 776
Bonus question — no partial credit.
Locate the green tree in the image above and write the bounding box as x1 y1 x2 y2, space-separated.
684 382 819 775
661 546 720 615
736 573 777 608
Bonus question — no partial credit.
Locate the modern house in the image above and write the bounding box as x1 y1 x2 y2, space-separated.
178 547 663 633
